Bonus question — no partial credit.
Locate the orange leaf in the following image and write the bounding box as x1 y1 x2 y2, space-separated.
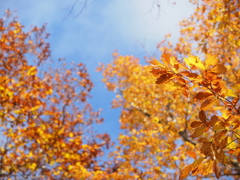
161 52 171 66
199 110 207 123
149 59 165 69
190 121 203 128
190 125 207 138
201 98 216 111
156 73 173 84
179 164 192 180
186 151 197 159
212 63 227 74
194 92 213 101
180 71 198 79
213 160 220 179
209 115 219 127
150 68 162 77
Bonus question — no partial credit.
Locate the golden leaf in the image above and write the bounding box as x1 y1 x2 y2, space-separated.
190 125 207 138
184 56 205 70
205 55 218 69
212 64 227 74
179 164 192 180
201 98 217 111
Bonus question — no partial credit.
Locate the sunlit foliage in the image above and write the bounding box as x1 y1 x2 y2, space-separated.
101 0 240 179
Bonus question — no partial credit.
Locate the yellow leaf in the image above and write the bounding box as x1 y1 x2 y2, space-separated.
29 163 37 170
205 55 218 69
213 121 225 131
27 66 37 76
69 132 74 138
225 89 237 97
184 56 205 70
149 59 165 68
64 153 71 159
28 152 33 157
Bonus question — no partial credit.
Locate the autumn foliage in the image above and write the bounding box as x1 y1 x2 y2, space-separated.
0 11 111 179
0 0 240 179
100 0 240 179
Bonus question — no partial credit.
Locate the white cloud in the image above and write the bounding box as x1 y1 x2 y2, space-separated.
0 0 194 63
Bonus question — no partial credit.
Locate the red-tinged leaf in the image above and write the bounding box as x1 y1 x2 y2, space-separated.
156 73 173 84
209 115 219 127
179 164 192 180
190 121 203 128
201 142 211 156
180 71 198 78
187 151 197 159
213 160 220 179
176 77 186 85
199 110 207 123
227 150 235 154
201 98 217 111
182 89 188 98
150 68 162 77
193 92 213 101
161 52 171 66
190 125 207 138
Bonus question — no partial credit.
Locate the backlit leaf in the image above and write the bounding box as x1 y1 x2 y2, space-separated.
212 64 227 74
156 73 174 84
190 125 207 138
205 55 218 69
179 164 192 180
201 98 217 110
209 115 219 127
190 121 203 128
184 56 205 70
186 151 197 159
194 92 213 101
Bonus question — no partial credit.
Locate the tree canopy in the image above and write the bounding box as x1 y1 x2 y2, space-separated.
0 0 240 179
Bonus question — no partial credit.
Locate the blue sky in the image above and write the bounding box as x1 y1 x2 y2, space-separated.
0 0 194 145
